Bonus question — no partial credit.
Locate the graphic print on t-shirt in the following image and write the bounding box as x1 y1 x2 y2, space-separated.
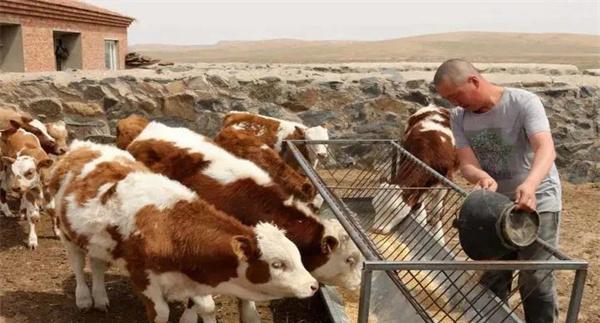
466 128 515 180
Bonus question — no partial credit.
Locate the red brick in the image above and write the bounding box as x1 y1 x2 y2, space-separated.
0 0 132 72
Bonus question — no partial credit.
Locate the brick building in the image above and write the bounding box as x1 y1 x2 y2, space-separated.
0 0 134 72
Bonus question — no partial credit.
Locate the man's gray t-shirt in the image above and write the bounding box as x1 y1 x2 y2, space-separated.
451 87 562 212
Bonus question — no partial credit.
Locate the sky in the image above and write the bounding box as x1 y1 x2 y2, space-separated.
84 0 600 46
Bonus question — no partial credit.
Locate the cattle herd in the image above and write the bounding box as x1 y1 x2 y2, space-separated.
0 105 456 323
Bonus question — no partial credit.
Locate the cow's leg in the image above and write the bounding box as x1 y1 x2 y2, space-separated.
26 216 38 249
239 299 261 323
140 279 169 323
430 188 445 221
429 189 446 244
0 187 14 217
312 194 324 210
45 199 61 238
22 194 41 249
413 203 427 225
51 213 60 238
180 296 216 323
179 300 198 323
373 203 411 234
90 257 110 311
64 239 92 310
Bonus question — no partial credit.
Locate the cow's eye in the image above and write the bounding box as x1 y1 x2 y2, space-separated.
346 256 356 266
271 261 286 270
24 170 34 179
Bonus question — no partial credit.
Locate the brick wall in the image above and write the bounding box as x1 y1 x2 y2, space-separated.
0 14 128 72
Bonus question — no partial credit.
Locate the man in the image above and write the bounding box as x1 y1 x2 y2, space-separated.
434 59 561 323
55 39 69 71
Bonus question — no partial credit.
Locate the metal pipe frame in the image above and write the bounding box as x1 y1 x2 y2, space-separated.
285 140 588 323
362 260 587 272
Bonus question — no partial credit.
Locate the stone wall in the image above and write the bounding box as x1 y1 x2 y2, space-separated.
0 62 598 182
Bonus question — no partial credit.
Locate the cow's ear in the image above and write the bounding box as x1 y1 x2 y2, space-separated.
1 156 16 166
20 116 33 124
37 158 54 169
302 182 315 196
232 236 256 262
1 126 18 138
321 235 339 255
8 119 23 130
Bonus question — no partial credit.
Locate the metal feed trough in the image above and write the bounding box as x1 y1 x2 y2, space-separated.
286 139 588 323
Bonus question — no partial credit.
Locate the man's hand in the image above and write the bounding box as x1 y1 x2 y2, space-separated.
474 176 498 192
515 181 537 212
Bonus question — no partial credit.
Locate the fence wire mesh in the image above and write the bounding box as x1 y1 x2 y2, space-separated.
287 140 586 323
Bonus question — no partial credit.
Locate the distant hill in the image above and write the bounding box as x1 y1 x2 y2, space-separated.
130 32 600 69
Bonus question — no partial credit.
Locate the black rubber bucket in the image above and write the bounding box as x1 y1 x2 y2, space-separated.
454 190 540 260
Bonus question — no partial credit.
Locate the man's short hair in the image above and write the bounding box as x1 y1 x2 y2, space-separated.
433 59 481 86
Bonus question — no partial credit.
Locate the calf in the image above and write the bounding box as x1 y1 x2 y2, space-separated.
45 120 69 155
222 111 329 168
0 126 54 249
48 140 318 323
214 126 318 207
118 120 362 322
0 108 68 155
371 105 458 244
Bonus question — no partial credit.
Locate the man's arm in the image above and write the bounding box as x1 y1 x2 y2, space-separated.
514 131 556 211
456 147 498 191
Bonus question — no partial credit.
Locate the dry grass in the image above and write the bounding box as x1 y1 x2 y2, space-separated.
132 32 600 69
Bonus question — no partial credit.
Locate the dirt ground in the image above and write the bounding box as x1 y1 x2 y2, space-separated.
0 217 330 323
1 180 598 323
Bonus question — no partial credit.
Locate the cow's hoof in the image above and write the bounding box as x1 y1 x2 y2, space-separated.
76 287 93 311
27 239 38 250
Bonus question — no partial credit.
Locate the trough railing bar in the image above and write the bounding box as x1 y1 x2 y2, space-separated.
328 186 453 191
363 260 588 271
465 271 525 323
482 270 554 323
397 193 463 259
423 269 487 321
422 270 485 320
347 147 395 199
345 156 391 199
535 238 577 261
428 268 488 321
390 141 469 197
566 269 588 323
467 255 551 323
287 139 396 144
398 269 454 323
357 268 373 323
382 193 462 262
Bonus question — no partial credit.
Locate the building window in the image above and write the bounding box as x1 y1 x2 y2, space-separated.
54 31 82 71
105 40 118 70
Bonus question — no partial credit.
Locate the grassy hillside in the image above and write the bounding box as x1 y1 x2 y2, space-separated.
131 32 600 69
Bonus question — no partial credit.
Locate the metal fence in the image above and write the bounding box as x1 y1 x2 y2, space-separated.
286 139 587 323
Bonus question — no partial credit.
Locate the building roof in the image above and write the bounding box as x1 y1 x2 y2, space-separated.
0 0 135 28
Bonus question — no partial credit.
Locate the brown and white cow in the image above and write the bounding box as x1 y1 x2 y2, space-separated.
44 120 69 155
222 112 329 169
371 105 458 243
48 140 318 323
214 126 318 207
117 120 362 323
0 108 68 155
0 125 54 249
